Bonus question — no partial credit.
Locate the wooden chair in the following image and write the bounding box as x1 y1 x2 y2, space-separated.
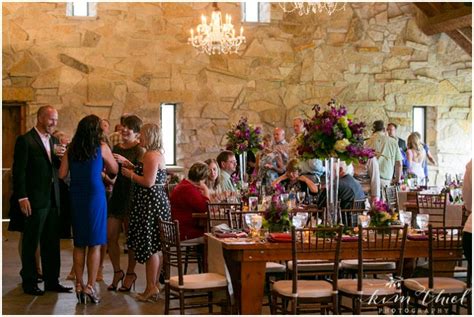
207 202 242 232
338 225 408 314
416 193 448 228
159 219 231 315
340 208 366 228
402 225 471 314
352 198 367 210
384 185 399 212
271 225 343 314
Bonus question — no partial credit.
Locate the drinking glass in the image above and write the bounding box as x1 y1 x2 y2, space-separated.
280 193 289 205
293 212 308 229
297 191 306 205
399 210 412 228
245 213 262 238
358 214 370 228
53 143 66 156
248 196 258 211
416 214 429 231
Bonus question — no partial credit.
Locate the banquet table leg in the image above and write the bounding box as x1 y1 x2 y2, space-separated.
223 249 266 314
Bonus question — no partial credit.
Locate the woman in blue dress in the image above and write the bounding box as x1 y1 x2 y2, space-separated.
121 123 171 302
59 115 118 304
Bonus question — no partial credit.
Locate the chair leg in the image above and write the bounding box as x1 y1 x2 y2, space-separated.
179 290 185 315
333 294 339 315
184 246 190 274
208 291 213 313
290 297 297 314
164 284 170 315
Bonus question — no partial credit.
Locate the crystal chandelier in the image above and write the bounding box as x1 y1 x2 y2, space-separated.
279 1 346 16
188 2 246 55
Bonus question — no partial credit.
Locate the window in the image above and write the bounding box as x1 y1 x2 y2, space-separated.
242 2 271 23
412 106 426 143
66 2 97 17
161 104 176 166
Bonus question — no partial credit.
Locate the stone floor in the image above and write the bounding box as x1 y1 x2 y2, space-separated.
2 223 256 315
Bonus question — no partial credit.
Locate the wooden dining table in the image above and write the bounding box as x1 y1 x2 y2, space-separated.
209 235 436 315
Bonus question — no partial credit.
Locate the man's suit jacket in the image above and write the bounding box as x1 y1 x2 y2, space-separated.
11 128 61 212
398 138 407 153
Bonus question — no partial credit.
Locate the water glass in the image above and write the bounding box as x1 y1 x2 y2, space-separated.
248 196 258 211
399 210 412 227
358 214 370 228
416 214 429 231
293 212 308 229
280 193 289 204
245 213 262 238
297 191 306 205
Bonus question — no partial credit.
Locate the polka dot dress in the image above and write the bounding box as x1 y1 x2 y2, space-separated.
127 163 171 264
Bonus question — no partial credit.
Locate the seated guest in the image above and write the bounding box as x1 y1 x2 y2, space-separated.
204 158 222 198
317 161 366 210
216 150 238 192
353 157 381 202
170 162 210 242
272 159 319 194
255 134 284 186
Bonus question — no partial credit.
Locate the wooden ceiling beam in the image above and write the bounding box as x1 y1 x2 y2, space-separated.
416 6 472 35
446 29 472 56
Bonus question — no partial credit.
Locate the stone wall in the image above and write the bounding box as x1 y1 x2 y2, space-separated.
2 2 472 184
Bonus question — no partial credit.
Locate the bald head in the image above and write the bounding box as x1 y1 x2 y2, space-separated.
273 127 286 143
36 105 58 135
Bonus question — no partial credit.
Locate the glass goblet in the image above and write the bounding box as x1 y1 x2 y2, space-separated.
297 191 306 205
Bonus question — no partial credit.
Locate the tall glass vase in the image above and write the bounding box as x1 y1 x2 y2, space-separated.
238 151 247 184
324 157 341 226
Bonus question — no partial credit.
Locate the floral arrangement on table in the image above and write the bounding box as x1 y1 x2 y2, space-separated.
262 199 291 233
296 99 375 164
240 180 259 205
225 117 263 155
368 199 398 227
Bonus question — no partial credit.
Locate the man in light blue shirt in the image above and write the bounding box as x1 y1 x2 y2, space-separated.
216 150 238 192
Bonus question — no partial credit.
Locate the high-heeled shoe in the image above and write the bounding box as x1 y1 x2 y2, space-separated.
83 284 100 304
75 283 85 304
136 287 159 302
118 272 137 292
107 270 125 291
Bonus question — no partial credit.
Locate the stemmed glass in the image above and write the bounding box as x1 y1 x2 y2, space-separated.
358 214 371 228
280 193 289 205
416 214 429 232
297 191 306 206
245 213 262 238
292 212 309 229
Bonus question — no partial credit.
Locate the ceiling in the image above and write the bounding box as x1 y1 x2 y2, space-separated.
413 2 472 56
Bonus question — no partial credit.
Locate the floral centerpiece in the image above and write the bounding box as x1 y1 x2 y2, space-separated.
368 199 398 227
225 117 263 155
262 199 291 233
296 99 375 164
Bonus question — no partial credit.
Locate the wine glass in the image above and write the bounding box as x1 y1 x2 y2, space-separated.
416 214 429 232
280 193 289 205
297 191 306 205
294 212 308 229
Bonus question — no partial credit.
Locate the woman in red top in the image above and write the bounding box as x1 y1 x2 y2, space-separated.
170 162 210 242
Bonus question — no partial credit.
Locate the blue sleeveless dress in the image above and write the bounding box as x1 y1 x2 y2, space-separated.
69 148 107 247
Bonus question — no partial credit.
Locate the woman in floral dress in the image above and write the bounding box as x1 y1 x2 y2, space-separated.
121 123 171 302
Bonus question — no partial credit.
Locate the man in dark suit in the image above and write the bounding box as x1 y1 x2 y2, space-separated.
11 105 72 296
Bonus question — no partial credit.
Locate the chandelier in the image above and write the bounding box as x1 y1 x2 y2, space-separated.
188 2 246 55
279 1 346 16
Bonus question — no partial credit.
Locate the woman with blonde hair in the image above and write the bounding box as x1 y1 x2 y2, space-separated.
204 158 221 193
120 123 171 302
406 132 426 183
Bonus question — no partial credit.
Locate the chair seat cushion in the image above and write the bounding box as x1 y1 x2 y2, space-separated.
404 277 466 294
338 279 398 296
287 260 334 272
170 273 227 289
341 259 396 271
273 280 333 298
266 261 286 273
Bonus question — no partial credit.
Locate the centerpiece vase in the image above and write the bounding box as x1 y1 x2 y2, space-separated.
324 157 342 226
238 151 247 184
